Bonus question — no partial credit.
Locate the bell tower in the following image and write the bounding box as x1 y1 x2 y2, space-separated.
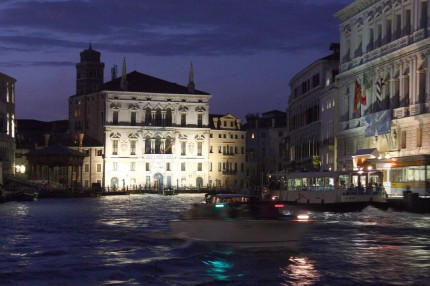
75 44 105 95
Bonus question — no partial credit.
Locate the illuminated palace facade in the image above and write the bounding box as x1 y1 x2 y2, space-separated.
0 72 16 183
208 114 247 190
335 0 430 195
69 47 246 191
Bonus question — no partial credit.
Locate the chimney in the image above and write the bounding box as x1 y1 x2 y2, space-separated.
43 134 50 147
78 133 84 147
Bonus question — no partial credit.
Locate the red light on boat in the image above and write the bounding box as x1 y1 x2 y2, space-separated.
274 204 284 208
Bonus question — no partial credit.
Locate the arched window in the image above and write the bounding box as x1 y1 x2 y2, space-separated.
145 137 151 154
165 137 173 154
111 177 119 190
155 136 161 153
145 107 151 125
166 108 172 126
196 177 203 189
155 108 162 126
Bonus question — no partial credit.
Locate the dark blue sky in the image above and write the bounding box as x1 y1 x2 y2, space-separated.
0 0 352 121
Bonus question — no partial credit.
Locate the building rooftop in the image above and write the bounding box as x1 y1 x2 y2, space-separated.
103 70 210 95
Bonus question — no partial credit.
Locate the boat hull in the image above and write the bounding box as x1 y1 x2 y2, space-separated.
279 190 387 212
170 219 312 249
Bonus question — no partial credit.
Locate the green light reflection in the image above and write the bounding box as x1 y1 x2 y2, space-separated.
203 258 243 281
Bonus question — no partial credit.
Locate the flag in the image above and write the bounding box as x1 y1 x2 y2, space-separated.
363 73 372 89
362 73 372 105
376 77 384 101
354 79 362 114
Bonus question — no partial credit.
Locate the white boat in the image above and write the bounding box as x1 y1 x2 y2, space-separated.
170 194 313 249
267 169 388 212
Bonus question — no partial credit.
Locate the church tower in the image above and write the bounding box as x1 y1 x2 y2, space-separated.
76 44 105 95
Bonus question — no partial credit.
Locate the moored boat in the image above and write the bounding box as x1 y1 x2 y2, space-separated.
7 187 39 202
170 193 313 249
162 188 176 196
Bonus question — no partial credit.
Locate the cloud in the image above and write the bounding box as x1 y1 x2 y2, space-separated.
0 60 74 68
0 0 349 58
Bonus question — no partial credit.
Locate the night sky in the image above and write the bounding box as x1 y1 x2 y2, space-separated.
0 0 352 122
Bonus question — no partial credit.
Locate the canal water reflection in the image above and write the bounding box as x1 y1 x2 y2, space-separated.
0 194 429 285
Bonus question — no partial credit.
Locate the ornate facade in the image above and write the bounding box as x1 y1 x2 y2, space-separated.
335 0 430 195
69 47 249 192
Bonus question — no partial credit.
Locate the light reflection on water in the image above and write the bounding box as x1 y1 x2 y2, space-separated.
203 257 237 281
280 257 320 286
0 195 429 285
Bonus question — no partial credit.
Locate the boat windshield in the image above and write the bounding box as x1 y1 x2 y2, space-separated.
288 176 335 192
275 170 385 195
205 194 256 204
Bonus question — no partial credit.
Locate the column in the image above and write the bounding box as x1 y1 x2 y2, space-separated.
161 111 166 127
426 53 430 103
411 56 418 104
417 69 426 104
151 139 155 153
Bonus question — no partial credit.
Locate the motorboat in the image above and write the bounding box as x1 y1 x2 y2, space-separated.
170 193 313 249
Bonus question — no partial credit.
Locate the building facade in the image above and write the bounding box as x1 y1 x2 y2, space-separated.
15 119 104 190
69 47 247 192
0 72 16 184
335 0 430 195
208 114 247 190
286 44 340 172
320 67 340 172
245 110 286 188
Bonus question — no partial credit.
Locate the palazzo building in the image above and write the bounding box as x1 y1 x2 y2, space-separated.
0 72 16 183
208 114 247 190
286 44 340 172
69 46 246 192
335 0 430 195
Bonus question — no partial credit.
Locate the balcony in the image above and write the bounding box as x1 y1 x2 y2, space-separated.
349 118 360 129
339 121 349 131
410 103 425 116
393 107 409 119
222 170 237 175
